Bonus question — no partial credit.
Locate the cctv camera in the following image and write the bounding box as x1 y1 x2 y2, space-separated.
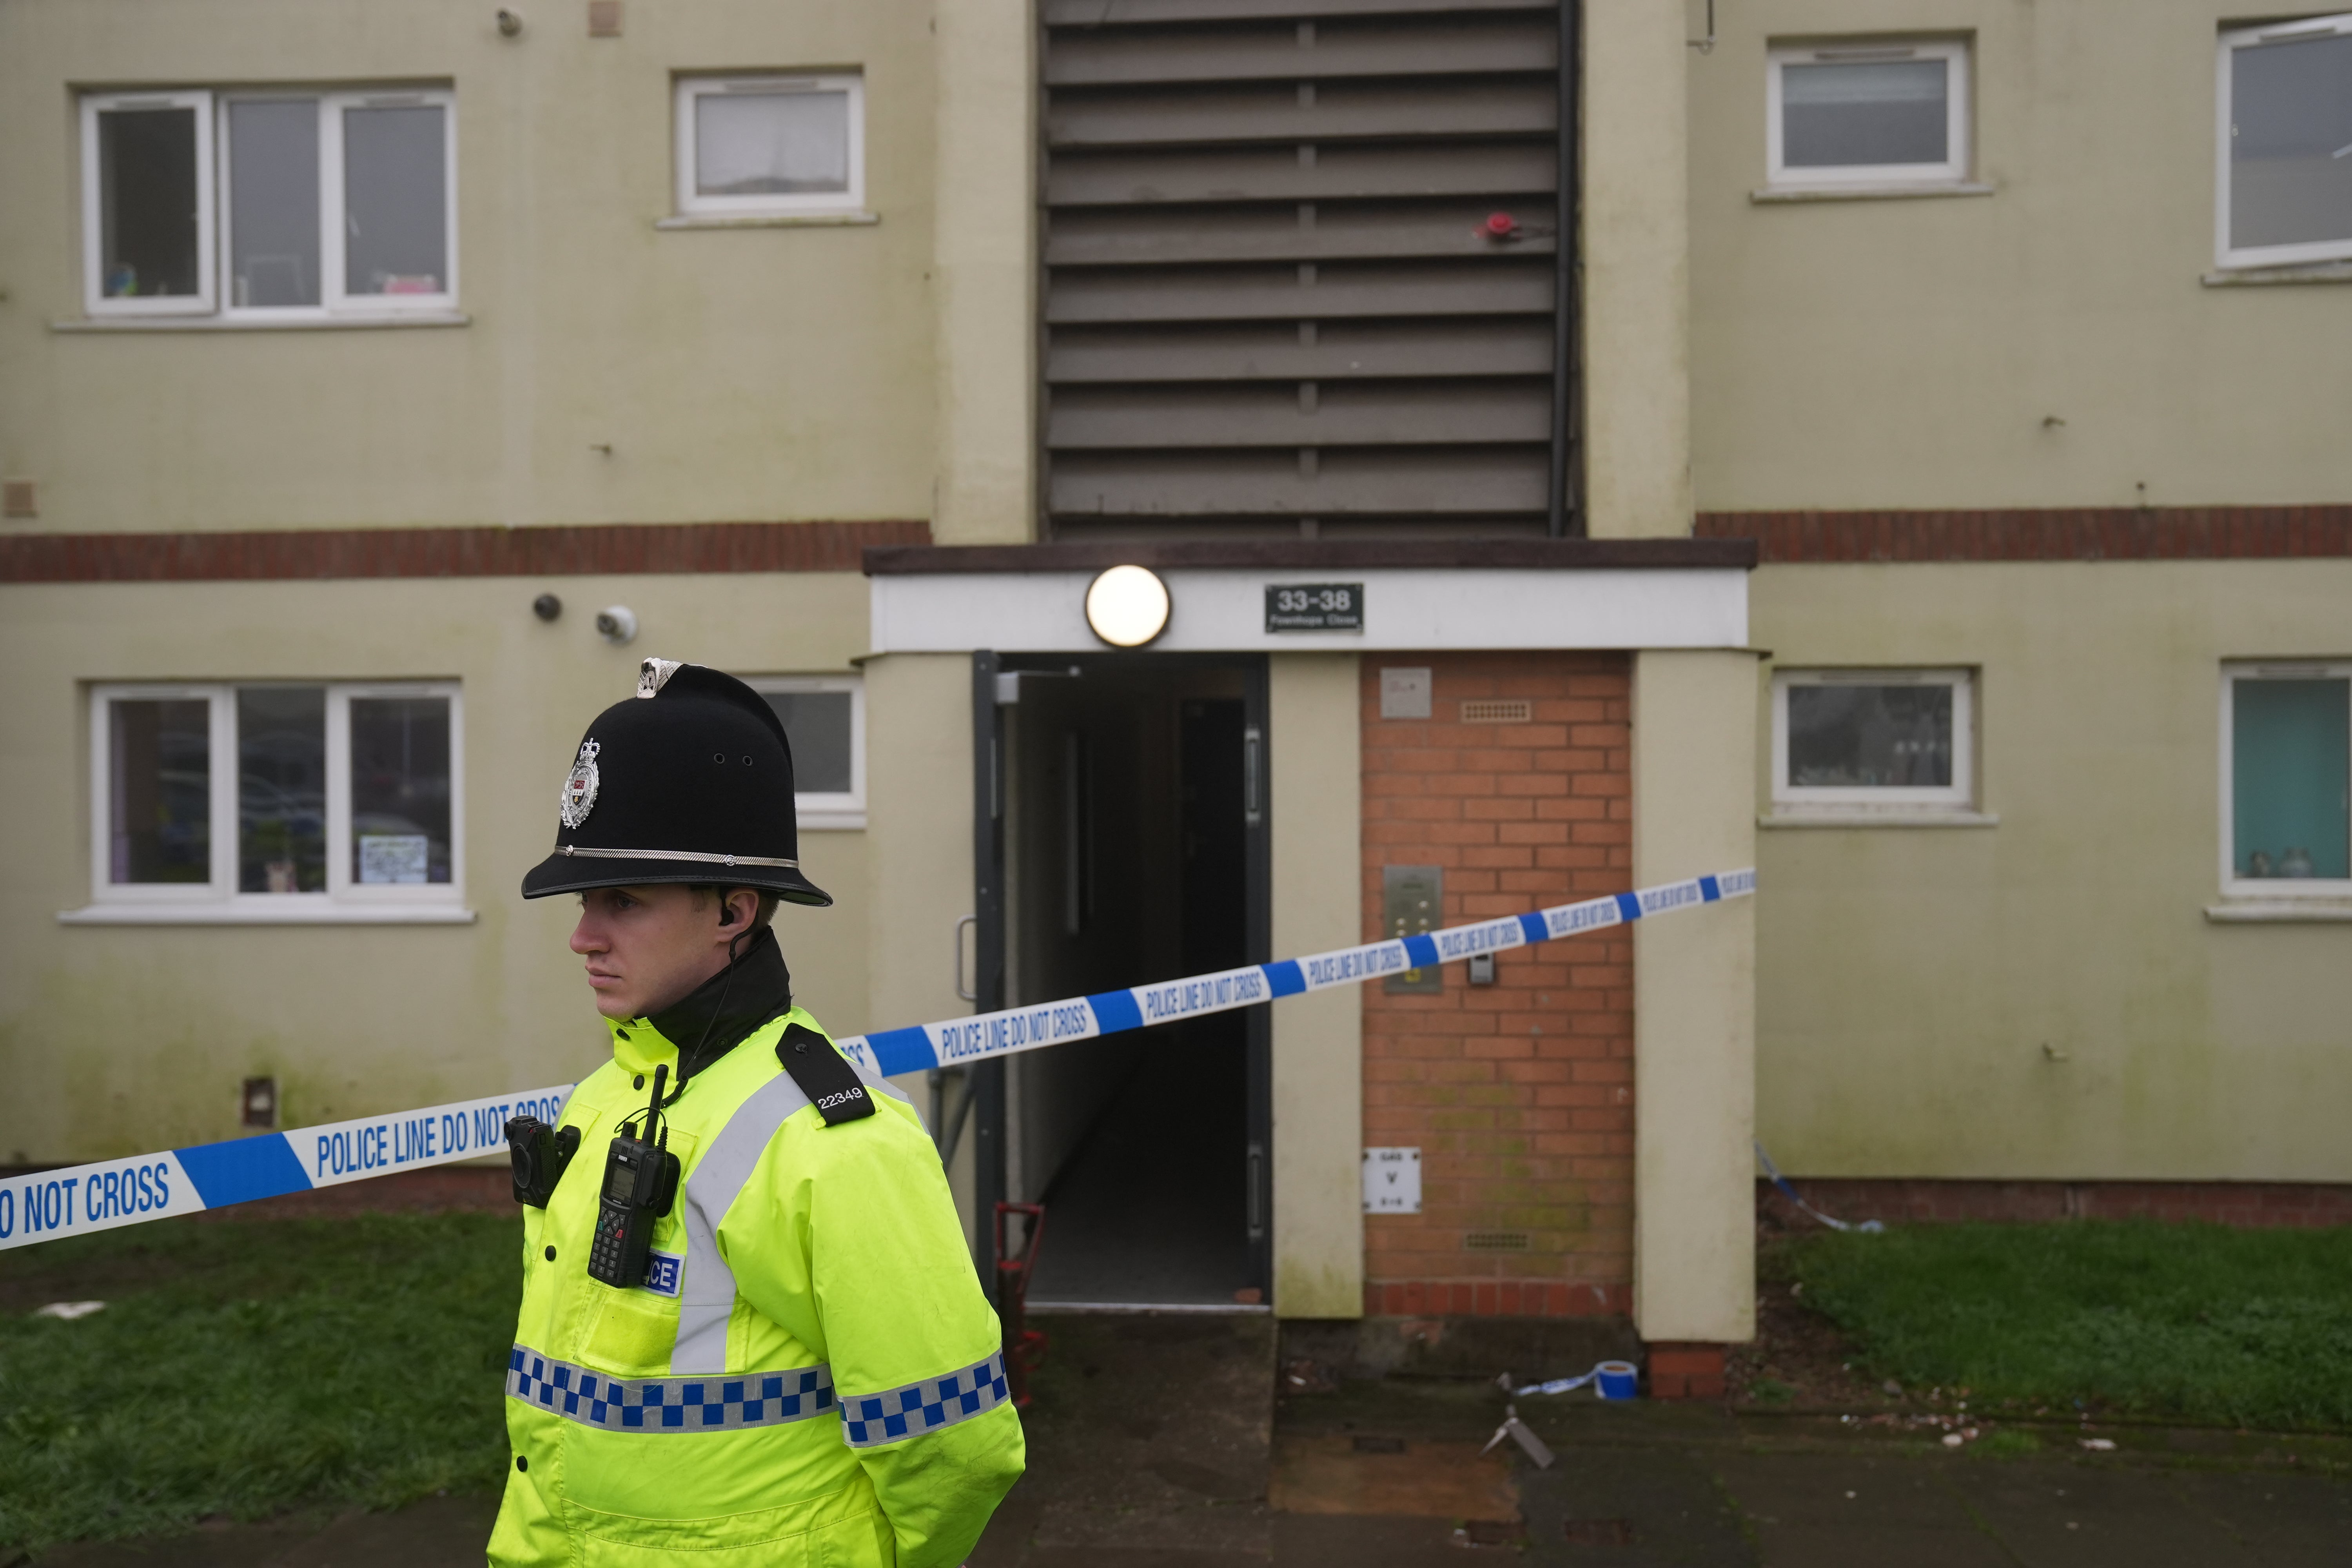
595 606 639 645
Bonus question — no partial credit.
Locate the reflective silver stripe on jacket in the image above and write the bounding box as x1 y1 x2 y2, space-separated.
507 1345 833 1432
670 1034 914 1374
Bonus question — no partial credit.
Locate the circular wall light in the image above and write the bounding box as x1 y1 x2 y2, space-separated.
1084 564 1171 648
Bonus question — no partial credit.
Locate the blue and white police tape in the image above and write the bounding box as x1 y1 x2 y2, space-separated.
1502 1361 1641 1401
1753 1140 1883 1234
830 867 1755 1078
0 866 1753 1250
0 1085 572 1253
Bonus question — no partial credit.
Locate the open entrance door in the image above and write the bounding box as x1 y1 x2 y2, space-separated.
969 652 1271 1308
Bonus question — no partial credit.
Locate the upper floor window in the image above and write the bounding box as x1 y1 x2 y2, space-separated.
2216 15 2352 270
86 682 464 919
748 675 865 829
2222 664 2349 895
80 88 455 319
1766 41 1971 191
674 74 864 218
1772 669 1975 810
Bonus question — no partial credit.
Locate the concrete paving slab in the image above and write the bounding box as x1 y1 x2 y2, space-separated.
1709 1453 2013 1568
1516 1443 1755 1566
27 1495 499 1568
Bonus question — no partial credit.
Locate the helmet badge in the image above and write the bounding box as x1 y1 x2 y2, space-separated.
559 739 601 830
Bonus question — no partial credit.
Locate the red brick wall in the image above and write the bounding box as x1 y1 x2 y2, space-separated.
1760 1178 2352 1230
1360 652 1635 1318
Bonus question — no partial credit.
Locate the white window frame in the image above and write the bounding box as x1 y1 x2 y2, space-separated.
81 682 466 920
2215 13 2352 271
673 73 866 218
1766 39 1972 191
747 675 866 829
80 90 218 317
1771 668 1975 809
80 86 456 322
2217 662 2352 900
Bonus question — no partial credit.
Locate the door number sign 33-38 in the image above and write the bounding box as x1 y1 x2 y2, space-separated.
1265 582 1364 633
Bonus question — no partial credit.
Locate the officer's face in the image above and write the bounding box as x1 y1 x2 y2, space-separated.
570 884 742 1020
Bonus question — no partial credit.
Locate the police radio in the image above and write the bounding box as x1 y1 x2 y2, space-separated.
505 1116 581 1208
589 1063 682 1289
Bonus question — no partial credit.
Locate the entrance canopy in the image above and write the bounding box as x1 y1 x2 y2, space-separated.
864 540 1753 655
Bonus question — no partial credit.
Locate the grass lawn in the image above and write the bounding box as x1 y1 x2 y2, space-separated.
1775 1220 2352 1432
0 1213 521 1554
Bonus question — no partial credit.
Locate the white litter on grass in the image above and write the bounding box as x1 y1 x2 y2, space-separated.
35 1301 105 1321
1943 1433 1964 1447
2079 1438 2117 1451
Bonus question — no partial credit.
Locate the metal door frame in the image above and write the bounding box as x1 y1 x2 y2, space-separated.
970 650 1274 1305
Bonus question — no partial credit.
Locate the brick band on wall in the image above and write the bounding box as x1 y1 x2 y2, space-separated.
1699 506 2352 563
0 520 931 583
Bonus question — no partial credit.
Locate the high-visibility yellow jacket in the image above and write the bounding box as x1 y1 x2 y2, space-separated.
489 1005 1024 1567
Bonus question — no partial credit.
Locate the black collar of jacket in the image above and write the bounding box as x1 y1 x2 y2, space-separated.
649 924 795 1084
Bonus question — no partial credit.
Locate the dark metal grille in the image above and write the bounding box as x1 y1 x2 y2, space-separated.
1042 0 1577 540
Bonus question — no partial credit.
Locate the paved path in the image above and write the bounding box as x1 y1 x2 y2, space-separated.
27 1315 2352 1565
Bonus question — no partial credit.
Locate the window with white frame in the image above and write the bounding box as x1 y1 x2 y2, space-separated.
80 88 455 319
674 74 864 218
2216 15 2352 270
1766 40 1971 190
2221 665 2350 893
748 676 864 828
1772 670 1975 808
89 683 463 912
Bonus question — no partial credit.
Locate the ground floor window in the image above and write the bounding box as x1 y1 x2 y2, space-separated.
2223 664 2350 892
90 682 461 911
747 675 864 829
1770 668 1975 810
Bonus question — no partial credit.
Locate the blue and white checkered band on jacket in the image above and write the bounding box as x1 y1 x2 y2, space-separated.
839 1351 1012 1448
507 1347 836 1432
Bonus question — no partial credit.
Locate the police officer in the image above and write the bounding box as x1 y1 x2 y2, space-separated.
490 658 1023 1567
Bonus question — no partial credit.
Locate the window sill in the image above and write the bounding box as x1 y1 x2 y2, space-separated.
59 903 477 926
1751 181 1994 205
53 312 470 334
1759 809 1998 829
2202 260 2352 287
654 212 880 231
2203 900 2352 924
798 810 867 831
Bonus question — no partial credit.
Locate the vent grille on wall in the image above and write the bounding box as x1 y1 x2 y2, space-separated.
1041 0 1575 541
1463 1230 1532 1251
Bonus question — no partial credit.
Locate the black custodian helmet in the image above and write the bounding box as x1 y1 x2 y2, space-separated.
520 657 831 907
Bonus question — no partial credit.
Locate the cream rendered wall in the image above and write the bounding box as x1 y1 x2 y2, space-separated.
930 0 1037 547
1752 561 2352 1181
1631 650 1757 1344
1269 653 1363 1319
1579 0 1692 540
1688 0 2352 510
857 653 977 1234
0 0 935 531
0 572 871 1165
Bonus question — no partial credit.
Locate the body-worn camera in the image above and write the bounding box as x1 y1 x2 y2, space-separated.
589 1063 682 1289
506 1116 581 1208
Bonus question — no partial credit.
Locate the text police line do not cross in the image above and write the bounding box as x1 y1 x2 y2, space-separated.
0 869 1751 1248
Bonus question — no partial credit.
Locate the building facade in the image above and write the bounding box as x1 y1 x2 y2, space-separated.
4 0 2347 1385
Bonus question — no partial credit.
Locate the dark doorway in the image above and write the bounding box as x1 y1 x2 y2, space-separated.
985 655 1270 1308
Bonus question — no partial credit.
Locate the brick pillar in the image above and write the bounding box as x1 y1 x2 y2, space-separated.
1644 1341 1726 1400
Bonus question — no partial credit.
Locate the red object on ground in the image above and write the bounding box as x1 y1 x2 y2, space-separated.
994 1201 1049 1407
1646 1341 1727 1400
1483 210 1519 239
